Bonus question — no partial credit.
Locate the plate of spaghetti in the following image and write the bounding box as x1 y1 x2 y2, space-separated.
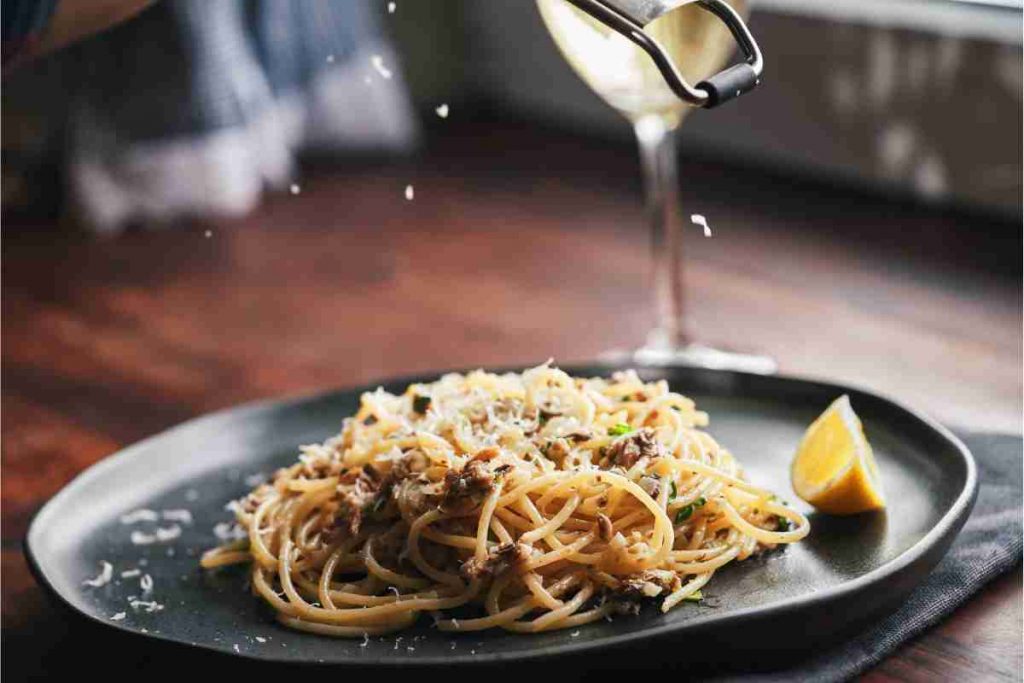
26 362 976 668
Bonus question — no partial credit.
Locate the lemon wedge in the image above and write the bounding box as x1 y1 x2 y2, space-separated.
791 395 884 515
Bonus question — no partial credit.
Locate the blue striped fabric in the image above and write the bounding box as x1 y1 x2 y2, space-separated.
62 0 391 141
14 0 418 230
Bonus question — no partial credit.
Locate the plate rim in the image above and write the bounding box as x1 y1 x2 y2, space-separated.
24 363 979 666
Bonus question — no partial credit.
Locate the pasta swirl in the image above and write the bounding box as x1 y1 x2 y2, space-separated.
201 363 809 635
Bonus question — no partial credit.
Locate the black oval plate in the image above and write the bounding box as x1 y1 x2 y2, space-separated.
25 364 977 668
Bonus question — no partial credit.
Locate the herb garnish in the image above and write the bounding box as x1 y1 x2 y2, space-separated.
669 481 678 501
607 423 632 437
774 515 791 532
674 496 706 524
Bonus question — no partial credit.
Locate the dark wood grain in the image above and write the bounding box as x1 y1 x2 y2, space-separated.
2 118 1021 680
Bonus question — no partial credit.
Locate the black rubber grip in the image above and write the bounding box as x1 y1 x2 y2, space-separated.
697 63 760 108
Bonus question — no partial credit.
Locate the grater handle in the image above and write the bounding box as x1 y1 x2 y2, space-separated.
697 62 759 107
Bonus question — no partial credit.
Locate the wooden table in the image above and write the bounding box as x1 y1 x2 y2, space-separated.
3 119 1021 679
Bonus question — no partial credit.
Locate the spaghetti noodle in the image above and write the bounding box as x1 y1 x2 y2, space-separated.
201 363 809 635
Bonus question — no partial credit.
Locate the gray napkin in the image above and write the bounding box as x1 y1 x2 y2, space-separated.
734 431 1023 682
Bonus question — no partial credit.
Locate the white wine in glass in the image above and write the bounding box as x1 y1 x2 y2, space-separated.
537 0 775 373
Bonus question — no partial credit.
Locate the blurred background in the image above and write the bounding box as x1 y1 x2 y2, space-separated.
4 0 1021 222
2 0 1022 424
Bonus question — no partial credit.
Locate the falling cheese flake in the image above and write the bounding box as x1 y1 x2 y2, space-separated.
213 521 247 542
690 214 712 237
255 636 267 644
131 525 181 545
129 599 164 613
110 612 127 621
371 55 392 79
83 562 113 588
387 2 396 13
121 568 141 579
289 183 301 195
131 530 155 545
435 103 449 119
326 54 335 63
120 509 159 524
404 185 414 201
162 509 193 524
140 574 154 593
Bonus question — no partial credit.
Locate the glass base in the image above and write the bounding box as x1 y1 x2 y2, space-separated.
601 336 777 375
631 343 777 375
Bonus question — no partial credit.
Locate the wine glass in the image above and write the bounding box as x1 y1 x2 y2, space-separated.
537 0 776 373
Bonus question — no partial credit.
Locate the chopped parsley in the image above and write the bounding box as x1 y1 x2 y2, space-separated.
669 481 678 501
774 515 791 532
607 423 632 437
683 590 703 602
674 496 706 524
412 394 431 414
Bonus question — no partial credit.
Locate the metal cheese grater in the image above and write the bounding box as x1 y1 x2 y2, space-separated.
564 0 763 107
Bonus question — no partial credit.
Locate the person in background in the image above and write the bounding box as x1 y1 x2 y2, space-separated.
2 0 417 232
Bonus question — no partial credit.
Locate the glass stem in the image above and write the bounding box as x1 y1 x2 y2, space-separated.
634 115 687 350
